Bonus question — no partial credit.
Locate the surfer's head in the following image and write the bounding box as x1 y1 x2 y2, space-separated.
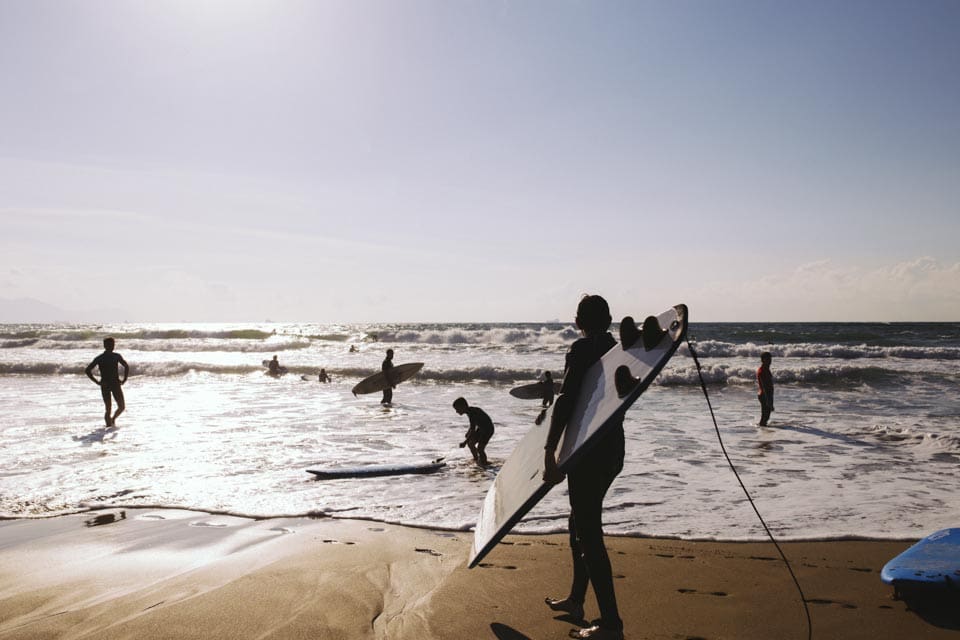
452 397 468 414
386 348 394 359
103 337 115 351
575 294 611 335
760 352 772 365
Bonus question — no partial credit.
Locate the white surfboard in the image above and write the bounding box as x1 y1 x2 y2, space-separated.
306 458 446 479
469 304 688 568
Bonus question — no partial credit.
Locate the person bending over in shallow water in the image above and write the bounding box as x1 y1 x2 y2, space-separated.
542 294 624 640
453 397 494 466
86 337 129 427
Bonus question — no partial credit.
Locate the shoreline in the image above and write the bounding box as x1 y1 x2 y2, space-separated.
2 509 957 639
0 505 929 545
0 504 928 546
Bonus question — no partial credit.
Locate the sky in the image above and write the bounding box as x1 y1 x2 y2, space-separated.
1 0 959 323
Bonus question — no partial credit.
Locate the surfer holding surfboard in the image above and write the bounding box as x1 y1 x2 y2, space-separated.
542 294 625 640
381 349 395 405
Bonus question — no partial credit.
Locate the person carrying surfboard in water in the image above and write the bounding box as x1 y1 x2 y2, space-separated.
534 370 556 425
541 370 555 408
381 349 396 405
453 397 494 466
757 351 774 426
542 294 624 640
85 337 129 427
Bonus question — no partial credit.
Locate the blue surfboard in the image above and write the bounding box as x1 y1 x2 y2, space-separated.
881 528 960 591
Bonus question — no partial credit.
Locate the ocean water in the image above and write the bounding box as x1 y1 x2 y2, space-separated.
1 319 958 542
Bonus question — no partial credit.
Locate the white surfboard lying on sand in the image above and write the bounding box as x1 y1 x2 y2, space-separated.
469 304 688 568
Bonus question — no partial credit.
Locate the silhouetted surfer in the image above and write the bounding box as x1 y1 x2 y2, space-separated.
541 370 555 408
757 351 774 426
453 397 494 466
85 337 129 427
534 370 555 425
268 355 282 376
542 294 624 640
381 348 395 405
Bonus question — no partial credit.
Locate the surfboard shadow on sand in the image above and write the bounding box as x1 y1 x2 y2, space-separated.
490 622 532 640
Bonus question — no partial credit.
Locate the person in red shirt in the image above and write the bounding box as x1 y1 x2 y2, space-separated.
757 351 775 426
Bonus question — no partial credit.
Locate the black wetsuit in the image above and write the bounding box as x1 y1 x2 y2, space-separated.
560 332 624 632
381 357 394 404
464 406 494 446
90 351 127 403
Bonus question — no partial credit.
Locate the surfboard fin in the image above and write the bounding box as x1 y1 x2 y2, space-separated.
620 315 667 351
614 365 639 398
642 315 667 351
620 316 640 349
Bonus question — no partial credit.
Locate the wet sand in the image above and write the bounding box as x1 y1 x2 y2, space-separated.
1 509 956 639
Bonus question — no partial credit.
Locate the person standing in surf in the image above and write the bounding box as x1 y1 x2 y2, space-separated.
453 397 494 466
542 294 624 640
381 348 396 405
757 351 774 426
268 355 282 376
534 370 555 425
541 370 555 409
85 337 129 427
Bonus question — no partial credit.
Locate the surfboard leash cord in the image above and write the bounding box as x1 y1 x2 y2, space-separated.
687 340 812 640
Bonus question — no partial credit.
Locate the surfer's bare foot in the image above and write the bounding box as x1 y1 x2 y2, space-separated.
545 597 584 621
568 624 623 640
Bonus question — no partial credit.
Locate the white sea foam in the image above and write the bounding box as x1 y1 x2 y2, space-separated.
0 320 957 541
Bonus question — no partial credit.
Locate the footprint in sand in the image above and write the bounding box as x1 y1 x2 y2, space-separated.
808 598 857 609
415 548 442 557
677 588 728 597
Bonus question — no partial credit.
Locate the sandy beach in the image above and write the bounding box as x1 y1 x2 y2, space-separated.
0 509 955 639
